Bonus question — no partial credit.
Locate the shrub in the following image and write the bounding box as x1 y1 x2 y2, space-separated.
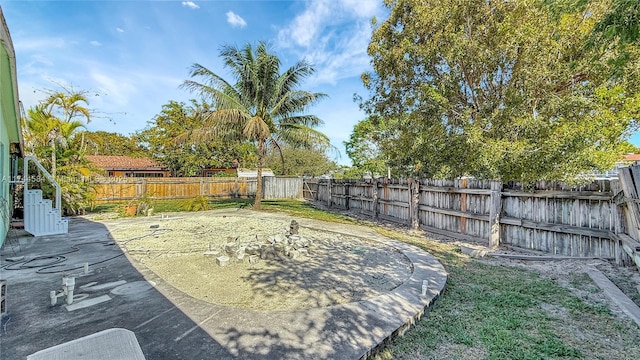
180 196 211 212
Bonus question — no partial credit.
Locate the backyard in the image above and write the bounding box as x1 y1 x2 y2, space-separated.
87 199 640 359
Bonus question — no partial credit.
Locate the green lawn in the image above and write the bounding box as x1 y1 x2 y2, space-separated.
87 199 640 359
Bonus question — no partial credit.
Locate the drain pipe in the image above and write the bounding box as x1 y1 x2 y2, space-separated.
50 276 76 306
63 276 75 305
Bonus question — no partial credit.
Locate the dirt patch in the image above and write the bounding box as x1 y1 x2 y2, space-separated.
103 212 413 311
342 209 640 322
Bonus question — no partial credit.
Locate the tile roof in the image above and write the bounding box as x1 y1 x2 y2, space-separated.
86 155 166 170
623 154 640 162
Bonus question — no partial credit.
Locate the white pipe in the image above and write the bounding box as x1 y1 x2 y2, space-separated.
62 276 76 305
66 289 74 305
50 291 57 306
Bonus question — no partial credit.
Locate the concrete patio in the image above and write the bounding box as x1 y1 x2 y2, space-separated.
0 210 447 359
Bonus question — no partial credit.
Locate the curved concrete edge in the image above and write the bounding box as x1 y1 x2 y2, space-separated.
110 210 448 359
298 219 448 359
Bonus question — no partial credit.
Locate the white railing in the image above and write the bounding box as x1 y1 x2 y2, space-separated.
24 156 61 211
23 156 67 236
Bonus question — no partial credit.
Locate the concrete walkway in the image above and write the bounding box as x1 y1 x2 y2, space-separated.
0 210 447 359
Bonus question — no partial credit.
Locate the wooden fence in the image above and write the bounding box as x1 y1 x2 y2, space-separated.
91 177 303 203
91 171 640 269
304 174 640 269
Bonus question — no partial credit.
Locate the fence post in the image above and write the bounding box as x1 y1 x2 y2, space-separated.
410 179 420 229
327 178 332 208
373 179 379 220
489 180 502 248
344 182 350 210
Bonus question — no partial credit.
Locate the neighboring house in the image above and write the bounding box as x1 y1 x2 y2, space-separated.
0 7 23 246
200 158 239 177
590 154 640 179
237 168 275 178
622 154 640 166
86 155 169 178
201 168 237 177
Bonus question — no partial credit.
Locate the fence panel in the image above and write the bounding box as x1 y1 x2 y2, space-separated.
303 177 621 259
500 182 615 258
378 180 410 223
93 177 260 202
263 177 302 200
417 179 493 241
91 181 139 201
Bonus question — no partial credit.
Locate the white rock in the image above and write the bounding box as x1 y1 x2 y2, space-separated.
216 256 230 267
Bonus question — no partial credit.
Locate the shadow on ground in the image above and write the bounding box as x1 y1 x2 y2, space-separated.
0 213 446 359
0 217 231 359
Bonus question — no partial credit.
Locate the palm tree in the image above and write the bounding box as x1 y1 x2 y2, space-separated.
24 105 85 178
44 90 92 151
182 42 329 209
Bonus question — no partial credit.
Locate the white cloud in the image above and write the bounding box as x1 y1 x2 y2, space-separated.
226 11 247 28
116 27 124 33
278 1 331 48
340 0 380 18
277 0 383 84
182 1 199 10
90 40 102 46
14 37 66 52
90 71 137 108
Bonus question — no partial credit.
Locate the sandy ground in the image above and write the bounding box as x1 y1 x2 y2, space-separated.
101 212 413 311
96 208 640 316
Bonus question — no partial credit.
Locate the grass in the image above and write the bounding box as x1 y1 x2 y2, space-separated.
371 229 640 360
90 198 357 223
86 199 640 359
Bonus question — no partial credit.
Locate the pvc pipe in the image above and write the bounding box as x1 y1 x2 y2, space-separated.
66 289 74 305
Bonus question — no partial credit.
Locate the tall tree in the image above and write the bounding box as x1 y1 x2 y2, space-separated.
23 104 92 214
23 105 85 178
79 131 147 157
182 42 329 208
265 146 337 177
363 0 640 182
344 117 390 178
138 100 257 176
44 90 91 123
586 0 640 79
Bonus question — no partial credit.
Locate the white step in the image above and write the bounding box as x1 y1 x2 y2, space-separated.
24 189 69 237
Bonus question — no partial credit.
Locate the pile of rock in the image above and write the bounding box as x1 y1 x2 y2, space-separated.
204 221 314 267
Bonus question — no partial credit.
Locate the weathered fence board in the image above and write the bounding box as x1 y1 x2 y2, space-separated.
263 177 303 200
305 177 620 259
91 177 303 202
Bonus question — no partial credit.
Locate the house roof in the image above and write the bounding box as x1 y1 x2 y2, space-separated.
86 155 166 171
0 6 23 155
623 154 640 162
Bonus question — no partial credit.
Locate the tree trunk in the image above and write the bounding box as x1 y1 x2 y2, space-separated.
254 140 265 210
51 140 57 179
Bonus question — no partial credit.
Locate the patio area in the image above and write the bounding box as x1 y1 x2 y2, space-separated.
0 210 446 359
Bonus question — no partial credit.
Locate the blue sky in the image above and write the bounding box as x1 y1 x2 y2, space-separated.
3 0 386 165
4 0 640 168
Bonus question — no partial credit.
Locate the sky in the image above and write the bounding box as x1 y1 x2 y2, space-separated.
2 0 388 165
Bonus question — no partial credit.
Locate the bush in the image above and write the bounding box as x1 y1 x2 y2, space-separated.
180 196 211 212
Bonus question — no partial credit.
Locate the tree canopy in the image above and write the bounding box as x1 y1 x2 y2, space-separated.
79 131 147 157
22 90 95 214
343 117 389 178
358 0 640 182
138 100 257 176
265 146 337 177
